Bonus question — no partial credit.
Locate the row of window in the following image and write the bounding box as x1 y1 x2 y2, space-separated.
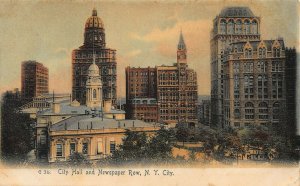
56 140 116 157
232 61 283 73
219 19 258 34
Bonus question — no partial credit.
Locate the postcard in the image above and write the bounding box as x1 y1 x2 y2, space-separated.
0 0 299 185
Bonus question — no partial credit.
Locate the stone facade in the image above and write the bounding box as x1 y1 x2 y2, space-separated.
222 39 286 128
210 7 261 129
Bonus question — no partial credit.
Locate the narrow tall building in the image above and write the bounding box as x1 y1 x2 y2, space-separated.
210 7 261 129
21 60 49 101
72 8 117 105
223 39 286 128
125 32 198 125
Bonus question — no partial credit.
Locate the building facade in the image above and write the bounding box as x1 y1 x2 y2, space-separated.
210 7 261 129
35 51 158 162
21 61 49 101
125 32 198 125
198 99 211 126
222 39 286 128
72 9 117 105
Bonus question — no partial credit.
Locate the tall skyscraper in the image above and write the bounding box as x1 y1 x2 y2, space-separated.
21 60 49 101
72 8 117 105
210 7 261 129
126 32 198 125
222 39 286 128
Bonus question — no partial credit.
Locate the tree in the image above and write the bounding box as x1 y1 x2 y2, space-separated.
194 126 217 157
67 152 91 167
1 92 35 162
148 127 175 161
109 128 175 165
175 124 189 146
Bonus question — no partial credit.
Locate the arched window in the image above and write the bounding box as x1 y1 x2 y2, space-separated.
235 19 242 34
252 20 258 34
244 19 250 34
227 19 234 34
220 19 227 34
258 102 268 120
273 102 280 120
93 89 97 99
245 102 254 120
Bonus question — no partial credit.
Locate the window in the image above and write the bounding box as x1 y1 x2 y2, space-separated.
93 89 97 99
258 75 268 99
233 62 239 73
258 102 268 120
244 75 254 99
272 74 283 98
245 102 254 120
272 61 282 72
110 141 116 154
273 102 280 120
56 144 63 157
235 19 242 34
244 19 250 34
234 75 239 98
258 48 266 58
40 135 46 145
252 20 258 34
245 49 252 58
244 62 253 72
227 19 234 34
273 47 280 57
82 143 88 154
220 19 226 34
257 61 267 72
70 143 76 155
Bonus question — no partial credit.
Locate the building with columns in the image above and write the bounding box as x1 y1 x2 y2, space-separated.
35 53 158 162
72 8 117 106
125 32 198 126
210 7 261 129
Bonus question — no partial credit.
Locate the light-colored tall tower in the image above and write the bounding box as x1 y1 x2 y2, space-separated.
210 7 261 129
86 55 102 108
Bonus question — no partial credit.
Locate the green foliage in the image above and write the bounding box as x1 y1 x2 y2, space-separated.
67 152 91 167
109 127 174 165
1 92 35 161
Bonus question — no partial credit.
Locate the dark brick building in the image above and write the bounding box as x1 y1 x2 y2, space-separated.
21 60 48 101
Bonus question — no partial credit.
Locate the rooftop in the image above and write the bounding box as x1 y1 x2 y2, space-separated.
219 7 255 18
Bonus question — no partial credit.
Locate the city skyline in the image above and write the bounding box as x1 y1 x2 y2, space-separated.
0 1 298 98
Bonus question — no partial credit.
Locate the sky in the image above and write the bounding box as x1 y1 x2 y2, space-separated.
0 0 298 98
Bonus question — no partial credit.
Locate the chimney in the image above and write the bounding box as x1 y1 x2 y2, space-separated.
52 102 60 114
103 100 112 113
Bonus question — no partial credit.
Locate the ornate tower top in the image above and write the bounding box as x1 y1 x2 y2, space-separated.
83 8 106 48
178 30 186 50
177 31 187 64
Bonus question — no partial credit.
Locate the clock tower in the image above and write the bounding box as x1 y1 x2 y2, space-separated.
177 30 187 64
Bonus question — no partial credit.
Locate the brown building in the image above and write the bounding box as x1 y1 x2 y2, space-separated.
125 32 198 125
210 7 261 129
21 60 49 101
223 39 286 128
72 8 117 105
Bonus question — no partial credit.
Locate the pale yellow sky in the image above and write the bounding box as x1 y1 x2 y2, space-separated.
0 0 298 97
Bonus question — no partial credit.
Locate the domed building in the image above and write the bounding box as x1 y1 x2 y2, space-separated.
72 8 117 106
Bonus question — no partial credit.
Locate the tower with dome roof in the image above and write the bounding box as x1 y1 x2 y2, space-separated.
72 8 117 106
